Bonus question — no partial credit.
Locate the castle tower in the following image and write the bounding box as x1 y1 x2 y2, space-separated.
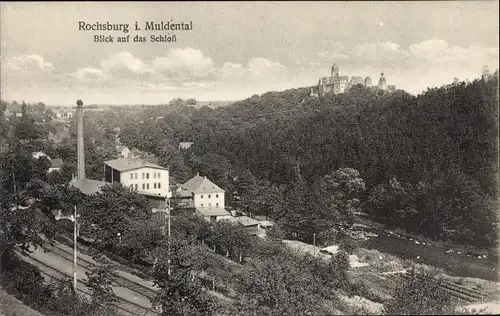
76 100 85 180
377 73 387 91
365 76 372 87
331 64 339 77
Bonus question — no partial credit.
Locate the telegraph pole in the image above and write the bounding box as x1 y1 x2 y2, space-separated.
313 233 316 257
167 198 171 276
73 205 78 292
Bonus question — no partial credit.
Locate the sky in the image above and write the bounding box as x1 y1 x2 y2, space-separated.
1 1 499 105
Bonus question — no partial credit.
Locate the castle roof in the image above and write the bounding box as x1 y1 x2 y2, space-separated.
333 75 349 82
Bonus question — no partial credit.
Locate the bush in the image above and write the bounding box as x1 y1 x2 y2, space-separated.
339 236 359 254
383 267 454 315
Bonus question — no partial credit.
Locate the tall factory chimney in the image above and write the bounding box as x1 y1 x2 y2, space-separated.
76 100 86 180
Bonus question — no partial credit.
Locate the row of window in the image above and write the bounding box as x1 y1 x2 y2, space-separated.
201 203 219 208
200 194 219 199
129 172 162 180
129 183 162 190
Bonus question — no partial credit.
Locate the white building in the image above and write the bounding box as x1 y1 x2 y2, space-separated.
179 142 194 150
103 158 171 199
48 158 63 173
176 173 231 222
116 145 131 158
32 152 64 173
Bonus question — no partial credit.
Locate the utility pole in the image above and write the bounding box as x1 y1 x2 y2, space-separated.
73 205 78 292
167 198 171 276
55 206 79 292
313 233 316 257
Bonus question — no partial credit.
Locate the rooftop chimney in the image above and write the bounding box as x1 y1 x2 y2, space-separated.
76 100 85 180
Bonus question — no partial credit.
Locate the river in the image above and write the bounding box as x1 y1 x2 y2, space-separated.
351 218 499 282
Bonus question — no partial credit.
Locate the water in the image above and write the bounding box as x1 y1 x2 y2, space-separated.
360 230 498 282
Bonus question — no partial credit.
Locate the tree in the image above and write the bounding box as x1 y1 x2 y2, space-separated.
85 256 117 315
317 168 366 223
208 220 252 261
384 267 454 315
119 218 163 264
153 240 220 316
80 183 151 250
232 252 330 316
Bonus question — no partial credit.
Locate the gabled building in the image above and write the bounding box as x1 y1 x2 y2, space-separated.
31 151 64 173
175 173 231 222
226 216 261 235
103 158 171 212
116 145 131 158
4 103 23 119
48 158 64 173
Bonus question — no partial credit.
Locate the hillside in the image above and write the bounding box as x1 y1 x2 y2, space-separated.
114 73 499 251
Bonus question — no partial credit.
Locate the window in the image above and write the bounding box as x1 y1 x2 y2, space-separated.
142 173 145 179
208 194 211 198
209 203 212 208
130 174 133 180
201 204 203 207
216 203 219 207
154 183 156 189
147 183 150 189
201 195 204 199
135 173 138 179
146 173 149 179
158 172 161 178
153 173 156 179
135 184 138 190
130 184 133 189
158 183 161 189
216 194 219 198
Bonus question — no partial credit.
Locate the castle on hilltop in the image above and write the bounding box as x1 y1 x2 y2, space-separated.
314 63 395 97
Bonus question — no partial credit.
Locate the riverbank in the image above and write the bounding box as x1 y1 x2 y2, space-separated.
352 214 498 282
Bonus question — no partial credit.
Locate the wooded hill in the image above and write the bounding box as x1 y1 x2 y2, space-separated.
117 72 500 250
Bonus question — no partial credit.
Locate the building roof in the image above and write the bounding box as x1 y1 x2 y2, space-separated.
50 158 64 168
70 178 108 195
226 216 260 227
32 151 50 159
136 190 169 199
6 103 22 112
196 207 231 217
104 158 167 172
180 173 225 194
258 220 274 228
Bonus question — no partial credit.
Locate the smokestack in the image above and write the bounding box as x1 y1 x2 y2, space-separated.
76 100 85 180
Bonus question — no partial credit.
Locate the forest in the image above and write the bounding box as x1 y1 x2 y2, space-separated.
112 71 498 251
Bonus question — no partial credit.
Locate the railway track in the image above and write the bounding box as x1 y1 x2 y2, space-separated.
392 271 486 303
41 242 159 300
16 250 161 316
44 240 236 303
